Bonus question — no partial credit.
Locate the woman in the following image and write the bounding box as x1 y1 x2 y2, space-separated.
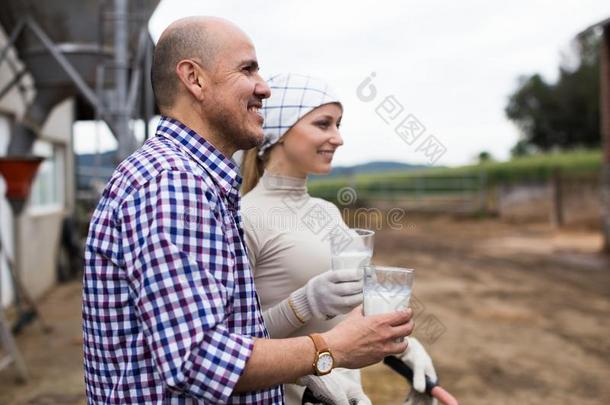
240 73 437 405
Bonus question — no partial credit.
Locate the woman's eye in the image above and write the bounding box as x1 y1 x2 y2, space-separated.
316 121 330 128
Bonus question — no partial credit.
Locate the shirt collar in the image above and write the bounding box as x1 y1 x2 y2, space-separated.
261 172 307 193
155 116 242 203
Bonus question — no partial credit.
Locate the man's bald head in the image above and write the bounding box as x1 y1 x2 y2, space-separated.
151 16 244 110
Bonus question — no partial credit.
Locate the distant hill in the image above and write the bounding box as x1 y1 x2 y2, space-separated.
76 151 431 189
311 161 430 180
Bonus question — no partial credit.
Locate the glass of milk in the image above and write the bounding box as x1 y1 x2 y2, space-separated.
363 266 414 316
330 228 374 271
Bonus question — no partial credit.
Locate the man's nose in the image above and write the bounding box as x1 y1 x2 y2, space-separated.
255 75 271 99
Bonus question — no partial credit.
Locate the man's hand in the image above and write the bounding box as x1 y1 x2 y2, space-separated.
322 306 414 369
299 369 371 405
399 337 437 393
234 306 413 393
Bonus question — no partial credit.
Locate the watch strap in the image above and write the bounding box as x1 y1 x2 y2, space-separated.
308 333 329 353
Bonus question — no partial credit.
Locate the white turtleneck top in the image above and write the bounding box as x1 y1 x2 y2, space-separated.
241 172 361 404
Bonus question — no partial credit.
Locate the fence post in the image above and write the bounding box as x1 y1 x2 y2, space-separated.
601 25 610 253
552 168 564 227
478 171 487 215
415 176 422 207
602 166 610 252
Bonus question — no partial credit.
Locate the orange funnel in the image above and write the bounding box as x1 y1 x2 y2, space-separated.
0 156 44 214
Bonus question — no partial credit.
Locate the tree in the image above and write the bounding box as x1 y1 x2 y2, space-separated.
510 139 534 157
505 31 600 152
477 151 493 163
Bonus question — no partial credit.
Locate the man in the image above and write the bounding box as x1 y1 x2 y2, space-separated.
83 16 414 404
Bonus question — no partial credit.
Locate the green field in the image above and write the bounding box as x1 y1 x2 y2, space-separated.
309 149 603 201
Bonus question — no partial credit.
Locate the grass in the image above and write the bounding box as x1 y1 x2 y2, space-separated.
309 149 603 200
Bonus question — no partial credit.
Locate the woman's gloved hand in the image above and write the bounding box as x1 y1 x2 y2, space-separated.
298 369 372 405
289 269 363 321
399 337 438 393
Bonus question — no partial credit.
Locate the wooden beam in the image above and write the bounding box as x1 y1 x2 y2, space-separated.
601 25 610 252
603 26 610 164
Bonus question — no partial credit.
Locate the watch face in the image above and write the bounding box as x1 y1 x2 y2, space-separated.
316 352 334 374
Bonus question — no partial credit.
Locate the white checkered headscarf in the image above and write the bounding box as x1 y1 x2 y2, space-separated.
258 73 342 156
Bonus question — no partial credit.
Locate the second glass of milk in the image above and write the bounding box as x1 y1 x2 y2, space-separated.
330 228 374 271
363 266 414 316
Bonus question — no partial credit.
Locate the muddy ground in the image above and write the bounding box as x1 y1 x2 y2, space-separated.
0 215 608 404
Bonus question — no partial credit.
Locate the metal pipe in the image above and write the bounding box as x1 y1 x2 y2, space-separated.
113 0 135 161
0 68 27 102
25 17 99 108
126 26 149 115
0 18 25 68
0 202 28 381
143 35 154 141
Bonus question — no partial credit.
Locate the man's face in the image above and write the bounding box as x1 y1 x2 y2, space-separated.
204 35 271 152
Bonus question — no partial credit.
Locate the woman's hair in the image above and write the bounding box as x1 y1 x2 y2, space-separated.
241 148 268 195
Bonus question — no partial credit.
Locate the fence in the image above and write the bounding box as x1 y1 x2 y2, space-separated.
311 170 603 228
312 174 489 214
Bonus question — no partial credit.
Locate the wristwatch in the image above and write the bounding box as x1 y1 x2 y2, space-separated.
308 333 334 376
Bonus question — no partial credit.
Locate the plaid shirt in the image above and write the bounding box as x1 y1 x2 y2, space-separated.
83 116 284 404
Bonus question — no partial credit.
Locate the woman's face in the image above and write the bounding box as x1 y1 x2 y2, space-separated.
270 103 343 177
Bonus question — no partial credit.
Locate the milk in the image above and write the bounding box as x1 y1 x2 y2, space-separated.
331 250 372 271
363 287 412 316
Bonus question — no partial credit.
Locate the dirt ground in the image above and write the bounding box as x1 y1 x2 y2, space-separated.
361 215 610 404
0 215 609 404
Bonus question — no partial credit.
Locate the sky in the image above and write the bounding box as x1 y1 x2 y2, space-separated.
74 0 610 167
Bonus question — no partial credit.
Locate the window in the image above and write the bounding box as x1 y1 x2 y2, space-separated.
29 141 64 211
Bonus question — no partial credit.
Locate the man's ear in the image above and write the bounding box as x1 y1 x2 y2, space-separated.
176 59 205 101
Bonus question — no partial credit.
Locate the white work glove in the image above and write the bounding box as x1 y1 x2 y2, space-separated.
298 369 372 405
289 268 363 321
399 337 438 393
404 389 438 405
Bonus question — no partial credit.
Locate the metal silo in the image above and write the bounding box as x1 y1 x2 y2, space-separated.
0 0 160 160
